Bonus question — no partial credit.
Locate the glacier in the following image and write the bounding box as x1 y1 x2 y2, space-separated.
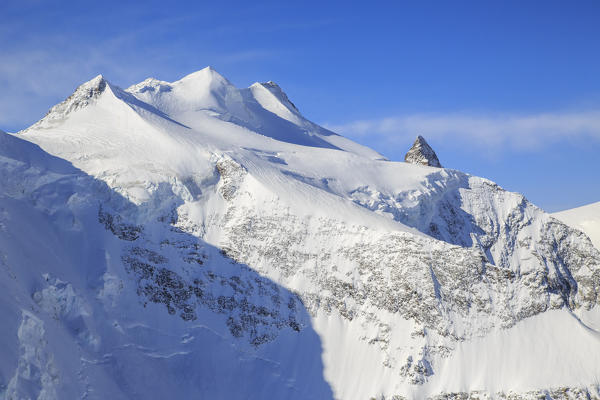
0 67 599 399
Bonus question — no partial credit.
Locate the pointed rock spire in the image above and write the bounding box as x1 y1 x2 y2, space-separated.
404 135 442 168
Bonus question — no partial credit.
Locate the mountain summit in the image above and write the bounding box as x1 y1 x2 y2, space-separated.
404 135 443 167
1 68 599 399
22 74 109 132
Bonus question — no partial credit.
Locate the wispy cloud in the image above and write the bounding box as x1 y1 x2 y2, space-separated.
326 111 600 151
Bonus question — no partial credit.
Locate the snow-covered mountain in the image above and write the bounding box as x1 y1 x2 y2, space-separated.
1 67 599 399
553 202 600 251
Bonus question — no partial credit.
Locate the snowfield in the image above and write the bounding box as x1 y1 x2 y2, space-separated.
1 67 599 399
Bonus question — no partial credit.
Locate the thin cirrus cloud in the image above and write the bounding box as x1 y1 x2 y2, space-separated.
326 111 600 152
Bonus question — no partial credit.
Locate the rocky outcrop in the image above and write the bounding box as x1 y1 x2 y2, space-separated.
217 162 600 389
100 203 306 346
405 135 443 168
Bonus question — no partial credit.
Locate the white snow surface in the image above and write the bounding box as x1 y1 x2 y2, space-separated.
0 68 599 399
553 202 600 250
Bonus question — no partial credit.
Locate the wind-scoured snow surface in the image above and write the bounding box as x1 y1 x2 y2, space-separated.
1 67 599 399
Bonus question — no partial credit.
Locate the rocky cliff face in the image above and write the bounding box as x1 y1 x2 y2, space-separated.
404 135 443 168
1 69 599 399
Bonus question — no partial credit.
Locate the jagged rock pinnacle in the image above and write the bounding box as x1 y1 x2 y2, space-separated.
404 135 442 168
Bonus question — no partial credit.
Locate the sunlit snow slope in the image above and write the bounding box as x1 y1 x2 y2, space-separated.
1 67 599 400
553 202 600 250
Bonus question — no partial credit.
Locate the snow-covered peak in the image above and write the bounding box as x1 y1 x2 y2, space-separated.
63 74 109 103
174 66 236 101
126 68 297 121
17 68 384 203
82 74 107 89
126 77 172 94
404 135 443 168
126 67 240 118
177 66 232 86
19 74 114 133
18 68 383 162
121 67 383 157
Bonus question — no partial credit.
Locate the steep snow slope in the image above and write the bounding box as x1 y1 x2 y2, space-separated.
0 133 332 400
3 68 600 399
553 202 600 250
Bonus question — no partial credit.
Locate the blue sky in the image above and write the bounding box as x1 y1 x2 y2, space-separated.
1 0 599 211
